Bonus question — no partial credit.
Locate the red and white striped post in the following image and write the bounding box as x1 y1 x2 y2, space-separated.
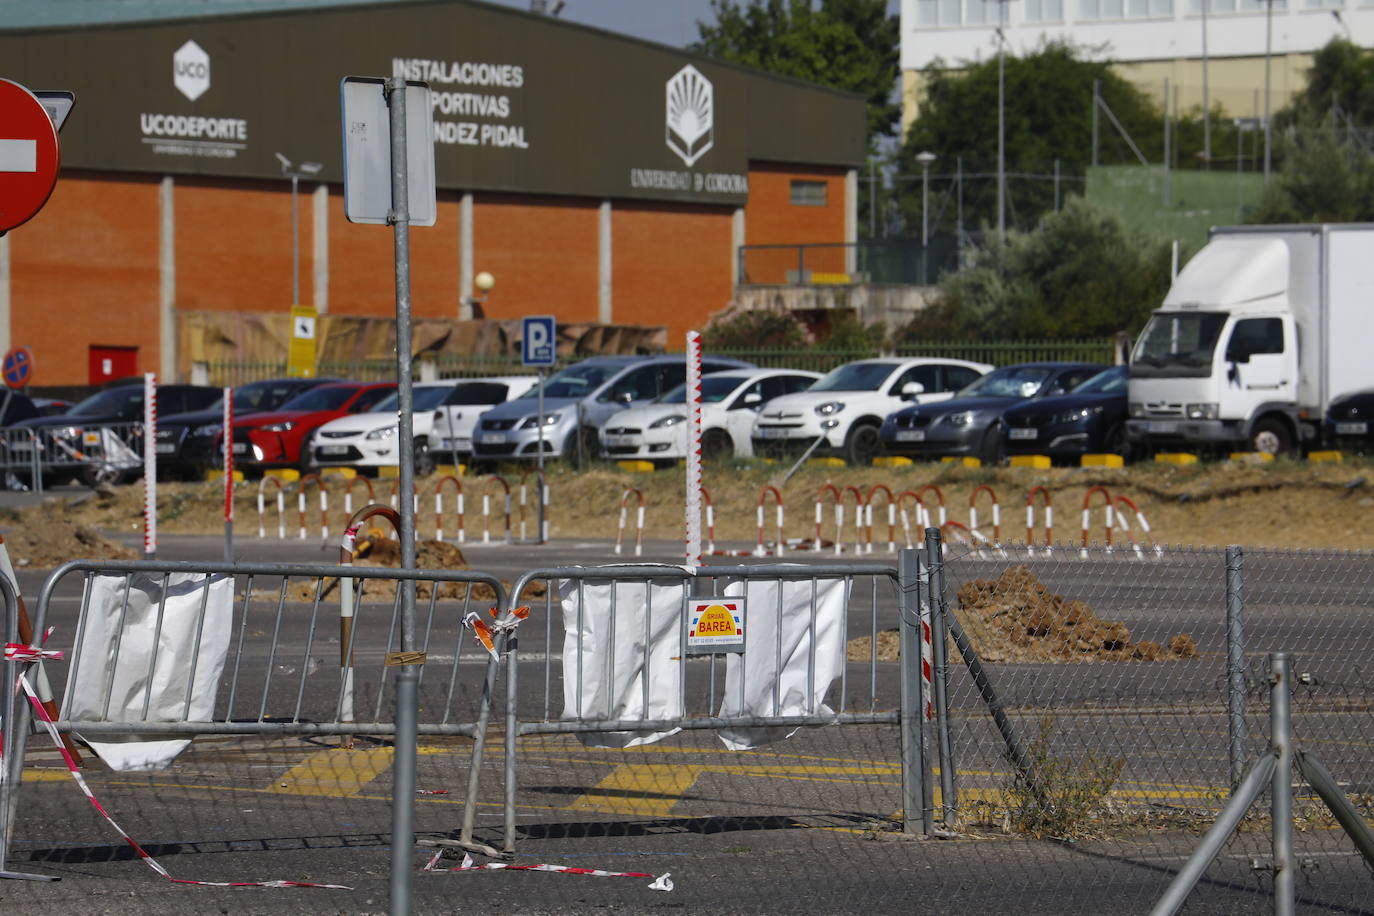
684 331 702 566
143 372 157 559
223 386 234 561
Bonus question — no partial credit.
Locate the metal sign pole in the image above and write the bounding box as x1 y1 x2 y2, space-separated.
223 387 234 563
536 367 545 542
385 74 419 916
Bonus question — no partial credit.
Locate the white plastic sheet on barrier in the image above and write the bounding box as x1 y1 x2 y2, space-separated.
558 575 685 748
715 576 849 751
62 573 234 770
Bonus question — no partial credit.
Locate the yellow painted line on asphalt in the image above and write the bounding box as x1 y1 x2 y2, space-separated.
271 746 396 797
568 764 704 816
22 769 70 783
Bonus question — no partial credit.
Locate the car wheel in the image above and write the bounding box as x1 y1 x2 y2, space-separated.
413 439 435 477
978 424 1005 466
80 463 122 489
564 427 599 470
702 428 734 462
1250 418 1293 457
1103 423 1132 461
844 423 881 467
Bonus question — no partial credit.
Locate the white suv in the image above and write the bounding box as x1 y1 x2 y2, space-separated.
751 357 992 466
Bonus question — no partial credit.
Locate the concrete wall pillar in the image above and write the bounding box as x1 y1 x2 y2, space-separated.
598 199 612 324
731 206 745 288
844 168 858 275
312 183 328 313
458 191 474 319
160 176 177 382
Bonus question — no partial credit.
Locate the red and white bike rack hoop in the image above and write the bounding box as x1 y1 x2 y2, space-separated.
700 487 717 555
256 475 288 539
433 474 464 544
341 475 376 520
614 487 646 556
297 473 329 541
968 484 1004 554
481 475 512 544
1080 484 1114 557
864 484 896 554
754 485 785 557
387 477 420 515
913 484 948 533
939 519 975 547
896 490 928 549
1112 494 1162 559
1025 485 1054 556
518 469 549 543
812 483 841 553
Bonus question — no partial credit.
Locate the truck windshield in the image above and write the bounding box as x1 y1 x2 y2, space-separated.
1131 312 1227 378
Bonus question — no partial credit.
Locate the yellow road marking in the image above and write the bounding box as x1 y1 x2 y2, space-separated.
569 764 704 816
271 747 396 797
22 769 70 783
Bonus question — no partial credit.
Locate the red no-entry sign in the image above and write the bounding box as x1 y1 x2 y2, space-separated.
0 78 61 234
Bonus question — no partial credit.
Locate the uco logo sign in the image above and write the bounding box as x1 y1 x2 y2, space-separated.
665 64 713 168
173 40 210 102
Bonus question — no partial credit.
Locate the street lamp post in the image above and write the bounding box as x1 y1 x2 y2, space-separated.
917 151 937 248
995 1 1007 236
1263 0 1274 184
275 152 322 306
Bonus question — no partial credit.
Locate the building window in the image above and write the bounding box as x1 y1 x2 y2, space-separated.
915 0 963 26
1025 0 1065 20
790 180 828 206
1084 0 1170 16
1303 0 1341 8
1240 0 1286 9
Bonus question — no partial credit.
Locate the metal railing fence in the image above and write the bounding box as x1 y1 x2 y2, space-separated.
0 422 145 492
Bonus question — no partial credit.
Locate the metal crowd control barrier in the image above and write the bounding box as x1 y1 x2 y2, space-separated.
456 557 974 857
0 559 507 881
0 422 145 491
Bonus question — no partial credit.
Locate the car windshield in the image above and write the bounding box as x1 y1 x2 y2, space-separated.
519 363 618 400
1072 366 1129 394
277 386 357 412
69 387 142 419
809 362 900 392
448 382 519 405
371 386 453 412
1131 312 1228 379
956 366 1053 398
227 382 317 413
657 376 743 405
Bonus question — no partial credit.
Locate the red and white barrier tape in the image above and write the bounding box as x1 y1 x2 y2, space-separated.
463 605 529 661
9 672 351 890
425 851 673 891
4 643 63 662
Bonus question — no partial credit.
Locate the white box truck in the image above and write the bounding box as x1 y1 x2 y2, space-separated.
1127 224 1374 456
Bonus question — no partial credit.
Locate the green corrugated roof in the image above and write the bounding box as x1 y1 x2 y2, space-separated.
0 0 419 29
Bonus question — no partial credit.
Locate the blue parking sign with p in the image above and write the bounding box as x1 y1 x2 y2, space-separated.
522 315 556 367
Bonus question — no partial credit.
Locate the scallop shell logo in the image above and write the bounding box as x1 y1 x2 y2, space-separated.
665 64 714 167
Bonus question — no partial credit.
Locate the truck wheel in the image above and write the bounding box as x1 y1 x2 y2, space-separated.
1250 418 1293 457
844 424 880 467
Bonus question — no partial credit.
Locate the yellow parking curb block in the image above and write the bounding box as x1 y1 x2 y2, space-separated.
205 470 245 482
617 460 656 472
1011 455 1051 469
873 456 912 468
1080 454 1123 468
1154 453 1198 466
435 464 465 477
941 456 981 468
378 466 400 478
1308 450 1343 463
264 468 300 482
318 466 358 479
807 457 847 468
1229 452 1273 464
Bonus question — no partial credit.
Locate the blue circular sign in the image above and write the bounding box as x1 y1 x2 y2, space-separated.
3 346 33 389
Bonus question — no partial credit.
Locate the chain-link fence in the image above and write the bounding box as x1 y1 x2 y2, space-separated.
2 543 1372 913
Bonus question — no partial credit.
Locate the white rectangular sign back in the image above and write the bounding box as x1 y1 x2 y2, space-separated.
340 77 436 227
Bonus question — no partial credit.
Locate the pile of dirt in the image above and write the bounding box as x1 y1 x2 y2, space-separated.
847 629 900 662
287 537 545 603
954 566 1198 664
0 519 134 568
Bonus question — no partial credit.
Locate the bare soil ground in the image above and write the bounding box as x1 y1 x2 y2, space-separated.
5 455 1374 568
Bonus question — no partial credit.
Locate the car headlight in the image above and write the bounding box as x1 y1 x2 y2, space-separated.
942 411 973 427
192 423 221 437
1129 402 1144 418
518 413 561 430
261 421 294 432
1186 403 1219 420
649 414 686 429
1057 406 1103 424
814 401 845 417
365 425 397 440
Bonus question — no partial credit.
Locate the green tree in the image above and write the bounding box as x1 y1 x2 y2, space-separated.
1247 123 1374 223
701 309 806 350
895 197 1172 340
1278 38 1374 128
693 0 899 145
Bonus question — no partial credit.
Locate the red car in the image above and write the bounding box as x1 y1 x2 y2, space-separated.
231 381 395 471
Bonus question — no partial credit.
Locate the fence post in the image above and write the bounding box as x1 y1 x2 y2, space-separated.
897 548 932 835
1225 545 1247 787
924 527 956 826
1270 653 1295 916
0 574 54 882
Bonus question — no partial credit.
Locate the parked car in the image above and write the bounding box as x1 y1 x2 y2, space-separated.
0 391 41 426
306 380 466 475
12 382 221 485
750 358 993 466
232 381 395 472
30 397 73 417
428 376 537 465
471 354 754 467
1325 388 1374 454
601 368 820 465
880 362 1106 463
1001 365 1132 462
155 377 342 480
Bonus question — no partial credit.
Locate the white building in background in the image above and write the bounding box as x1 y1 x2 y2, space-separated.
900 0 1370 132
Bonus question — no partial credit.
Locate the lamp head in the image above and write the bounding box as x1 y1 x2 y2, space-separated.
274 152 291 170
916 151 937 167
300 162 323 176
474 271 496 293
